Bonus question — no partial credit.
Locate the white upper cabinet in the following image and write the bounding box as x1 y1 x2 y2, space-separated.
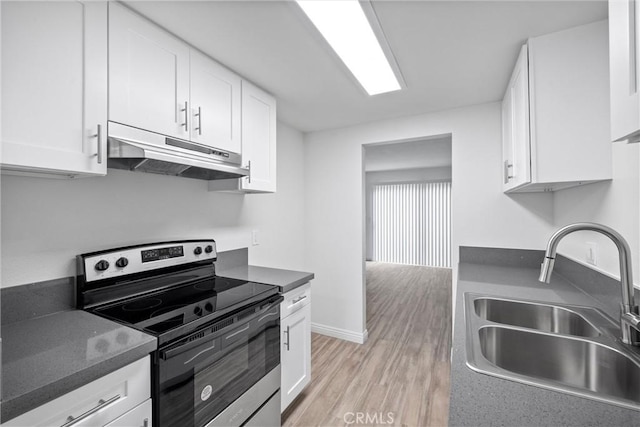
208 81 277 193
1 1 107 177
109 3 243 155
190 50 242 153
110 3 276 189
241 81 277 193
502 45 532 191
109 2 190 141
502 20 612 193
609 0 640 142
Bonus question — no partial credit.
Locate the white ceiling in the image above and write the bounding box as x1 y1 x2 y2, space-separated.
124 0 608 133
364 136 452 172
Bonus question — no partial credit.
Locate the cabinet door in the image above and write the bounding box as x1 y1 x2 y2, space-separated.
609 0 640 142
502 45 531 192
241 81 277 193
109 2 190 140
190 50 242 153
281 303 311 412
501 88 515 187
1 1 107 177
104 399 152 427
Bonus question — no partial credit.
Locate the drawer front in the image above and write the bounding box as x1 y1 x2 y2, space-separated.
4 356 151 427
104 399 152 427
281 283 311 319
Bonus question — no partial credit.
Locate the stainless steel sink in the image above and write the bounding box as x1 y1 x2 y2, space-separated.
465 293 640 410
473 297 600 337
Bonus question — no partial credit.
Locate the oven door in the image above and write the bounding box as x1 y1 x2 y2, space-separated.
156 295 282 427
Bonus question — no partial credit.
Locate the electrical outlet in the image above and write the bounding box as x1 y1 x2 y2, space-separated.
252 230 259 246
586 242 598 266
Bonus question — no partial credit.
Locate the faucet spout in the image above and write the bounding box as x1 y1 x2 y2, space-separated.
539 222 640 345
539 256 555 283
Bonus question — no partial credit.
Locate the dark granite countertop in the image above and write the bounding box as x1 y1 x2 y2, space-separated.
449 247 640 426
1 310 156 423
217 265 314 293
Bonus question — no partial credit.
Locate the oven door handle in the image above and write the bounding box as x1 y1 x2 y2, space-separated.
257 307 279 323
259 295 284 313
255 296 283 324
160 295 283 361
182 340 218 365
160 335 221 361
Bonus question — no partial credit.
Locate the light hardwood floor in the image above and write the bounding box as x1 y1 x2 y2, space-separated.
282 262 452 427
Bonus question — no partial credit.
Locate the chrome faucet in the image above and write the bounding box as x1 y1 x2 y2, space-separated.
539 222 640 346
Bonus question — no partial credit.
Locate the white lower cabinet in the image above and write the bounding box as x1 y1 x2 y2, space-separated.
4 356 151 427
104 399 152 427
280 284 311 412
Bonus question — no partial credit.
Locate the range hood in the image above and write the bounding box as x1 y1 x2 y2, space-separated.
107 122 249 181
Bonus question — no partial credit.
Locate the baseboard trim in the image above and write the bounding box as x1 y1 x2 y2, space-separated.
311 322 368 344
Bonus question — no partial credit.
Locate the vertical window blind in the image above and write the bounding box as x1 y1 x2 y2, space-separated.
372 181 451 268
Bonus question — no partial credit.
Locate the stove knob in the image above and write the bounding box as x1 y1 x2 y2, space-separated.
194 306 203 316
115 257 129 268
194 246 203 255
204 302 213 312
204 245 213 254
94 260 110 272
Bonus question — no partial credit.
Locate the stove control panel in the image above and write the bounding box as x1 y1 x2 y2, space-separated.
141 245 184 263
80 240 217 283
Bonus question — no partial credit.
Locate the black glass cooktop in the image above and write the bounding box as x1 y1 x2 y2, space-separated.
93 276 276 334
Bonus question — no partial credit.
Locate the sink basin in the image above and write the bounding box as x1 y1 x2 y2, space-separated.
473 297 600 337
478 326 640 403
465 293 640 410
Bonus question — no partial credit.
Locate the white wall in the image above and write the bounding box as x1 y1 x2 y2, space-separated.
305 101 640 342
364 136 452 172
553 142 640 284
304 102 555 341
0 122 306 287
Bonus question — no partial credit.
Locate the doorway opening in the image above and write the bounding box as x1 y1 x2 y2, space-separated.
363 135 452 269
358 134 454 422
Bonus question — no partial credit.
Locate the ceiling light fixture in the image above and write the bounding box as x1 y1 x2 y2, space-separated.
296 0 402 96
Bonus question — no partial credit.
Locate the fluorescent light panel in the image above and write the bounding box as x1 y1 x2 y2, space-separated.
296 0 401 96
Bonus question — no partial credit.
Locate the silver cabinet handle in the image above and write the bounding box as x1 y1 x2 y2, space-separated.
246 160 251 183
95 124 103 164
284 326 290 351
292 295 307 305
61 394 121 427
181 101 189 132
195 106 202 135
503 160 513 184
